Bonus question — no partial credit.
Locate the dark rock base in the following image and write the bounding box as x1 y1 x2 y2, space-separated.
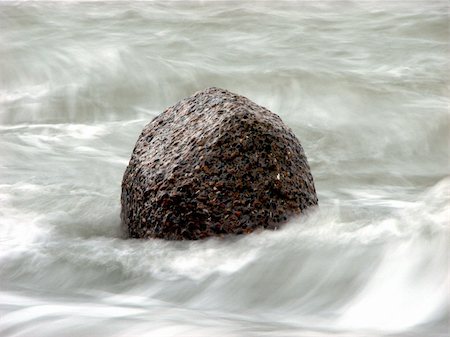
121 87 318 240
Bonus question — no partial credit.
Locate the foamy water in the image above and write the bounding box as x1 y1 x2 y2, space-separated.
0 2 449 336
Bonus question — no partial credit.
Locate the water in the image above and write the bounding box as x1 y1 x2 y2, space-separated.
0 2 449 336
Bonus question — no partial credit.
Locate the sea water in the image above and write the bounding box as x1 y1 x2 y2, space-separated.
0 2 448 336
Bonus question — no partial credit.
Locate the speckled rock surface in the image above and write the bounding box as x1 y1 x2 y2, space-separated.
121 87 318 240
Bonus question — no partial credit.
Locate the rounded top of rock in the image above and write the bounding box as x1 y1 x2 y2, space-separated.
121 87 318 240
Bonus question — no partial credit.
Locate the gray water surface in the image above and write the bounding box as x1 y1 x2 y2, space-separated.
0 2 449 337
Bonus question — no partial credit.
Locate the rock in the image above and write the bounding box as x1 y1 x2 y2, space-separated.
121 87 318 240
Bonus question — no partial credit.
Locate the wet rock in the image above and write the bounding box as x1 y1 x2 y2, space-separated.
121 87 318 240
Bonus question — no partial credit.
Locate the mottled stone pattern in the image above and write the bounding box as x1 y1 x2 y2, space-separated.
121 87 318 240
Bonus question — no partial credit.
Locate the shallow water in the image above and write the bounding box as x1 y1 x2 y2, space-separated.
0 2 449 336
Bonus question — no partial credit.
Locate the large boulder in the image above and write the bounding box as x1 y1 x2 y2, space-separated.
121 87 318 240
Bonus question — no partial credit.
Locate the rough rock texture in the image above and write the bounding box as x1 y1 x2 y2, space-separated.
121 87 318 240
